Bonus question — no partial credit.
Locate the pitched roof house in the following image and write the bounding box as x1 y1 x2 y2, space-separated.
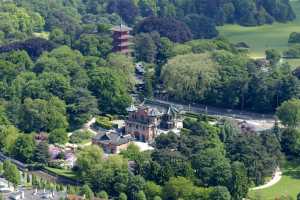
92 130 133 154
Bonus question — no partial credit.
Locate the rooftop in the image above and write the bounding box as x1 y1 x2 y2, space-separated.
111 24 132 32
93 131 133 146
4 189 66 200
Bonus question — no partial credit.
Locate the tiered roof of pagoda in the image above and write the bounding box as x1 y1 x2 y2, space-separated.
111 24 132 32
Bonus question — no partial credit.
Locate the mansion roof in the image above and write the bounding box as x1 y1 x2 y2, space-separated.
93 131 133 146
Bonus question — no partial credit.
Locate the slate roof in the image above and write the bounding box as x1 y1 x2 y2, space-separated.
126 104 138 112
143 99 181 117
111 24 132 32
93 131 133 146
148 107 162 117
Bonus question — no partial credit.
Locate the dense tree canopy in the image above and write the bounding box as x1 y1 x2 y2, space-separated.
89 67 131 114
0 1 297 199
134 17 193 43
277 98 300 128
0 2 44 43
158 39 300 113
161 53 219 102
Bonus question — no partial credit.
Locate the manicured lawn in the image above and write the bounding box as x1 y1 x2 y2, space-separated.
45 167 78 180
218 1 300 59
248 161 300 200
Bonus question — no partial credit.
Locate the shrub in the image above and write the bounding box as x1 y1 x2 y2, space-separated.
69 131 93 144
95 116 113 130
289 32 300 43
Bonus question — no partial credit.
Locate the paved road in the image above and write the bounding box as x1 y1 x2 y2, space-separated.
146 98 275 131
150 98 274 120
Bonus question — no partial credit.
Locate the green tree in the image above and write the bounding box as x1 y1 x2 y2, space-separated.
163 177 195 200
13 134 36 163
228 133 281 185
184 14 218 39
39 72 71 100
0 3 44 41
3 160 20 188
297 192 300 200
0 125 19 155
49 28 71 46
209 186 231 200
161 53 219 102
81 184 94 200
97 191 108 200
34 141 50 165
145 181 162 200
0 50 33 71
0 163 3 175
230 162 249 200
48 128 68 145
144 69 154 98
0 105 10 125
76 145 104 178
281 128 300 157
120 143 140 161
266 49 281 65
289 32 300 44
74 34 112 57
136 191 147 200
135 33 157 63
119 193 127 200
66 88 99 129
156 37 174 67
276 98 300 128
127 175 146 200
107 53 135 88
192 148 232 186
20 97 68 132
89 67 131 114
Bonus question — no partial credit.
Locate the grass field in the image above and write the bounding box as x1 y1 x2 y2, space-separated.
218 1 300 65
248 161 300 200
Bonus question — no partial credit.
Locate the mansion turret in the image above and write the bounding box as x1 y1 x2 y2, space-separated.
125 104 183 142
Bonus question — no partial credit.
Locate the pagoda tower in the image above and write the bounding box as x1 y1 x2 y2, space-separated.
111 24 133 55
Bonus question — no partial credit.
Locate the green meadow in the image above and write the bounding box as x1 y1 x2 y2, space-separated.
218 1 300 67
248 161 300 200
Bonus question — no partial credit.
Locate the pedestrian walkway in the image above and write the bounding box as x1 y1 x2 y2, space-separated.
250 167 282 190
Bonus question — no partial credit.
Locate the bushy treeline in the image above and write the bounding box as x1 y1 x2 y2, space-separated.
72 118 281 200
133 32 300 113
0 44 133 132
0 0 296 44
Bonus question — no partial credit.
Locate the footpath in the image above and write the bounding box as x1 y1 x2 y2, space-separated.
250 167 282 190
